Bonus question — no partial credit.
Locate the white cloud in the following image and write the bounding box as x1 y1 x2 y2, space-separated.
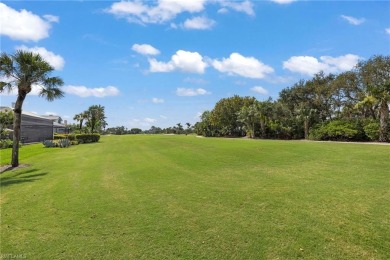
182 16 216 30
43 14 59 23
64 85 120 98
212 53 274 79
149 50 207 74
152 97 165 103
132 43 160 56
160 115 168 120
217 0 255 16
176 88 210 96
16 45 65 70
0 3 57 42
144 117 156 123
341 15 365 25
0 76 47 96
106 0 254 25
270 0 296 4
386 28 390 34
251 86 268 95
283 54 361 76
106 0 206 24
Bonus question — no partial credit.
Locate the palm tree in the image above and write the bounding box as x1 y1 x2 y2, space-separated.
85 105 106 133
0 51 64 166
73 112 88 131
357 55 390 142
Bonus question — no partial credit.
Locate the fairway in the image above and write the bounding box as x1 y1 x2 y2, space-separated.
0 135 389 259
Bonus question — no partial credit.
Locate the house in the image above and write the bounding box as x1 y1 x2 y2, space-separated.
40 115 68 134
0 106 55 143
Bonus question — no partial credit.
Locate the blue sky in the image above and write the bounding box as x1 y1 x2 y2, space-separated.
1 0 389 130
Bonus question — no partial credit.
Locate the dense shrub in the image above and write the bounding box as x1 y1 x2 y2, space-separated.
0 139 13 149
363 121 380 141
58 139 71 148
54 134 76 141
75 134 100 144
43 140 57 148
309 120 365 141
43 139 70 148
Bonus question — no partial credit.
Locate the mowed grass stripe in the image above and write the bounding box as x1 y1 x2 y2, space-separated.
0 135 389 259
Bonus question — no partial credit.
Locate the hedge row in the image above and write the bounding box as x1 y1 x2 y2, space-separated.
309 119 389 142
53 133 100 143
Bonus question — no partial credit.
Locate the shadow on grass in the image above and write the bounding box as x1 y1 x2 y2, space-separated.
0 168 49 188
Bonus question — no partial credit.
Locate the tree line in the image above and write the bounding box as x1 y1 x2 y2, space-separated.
194 55 390 142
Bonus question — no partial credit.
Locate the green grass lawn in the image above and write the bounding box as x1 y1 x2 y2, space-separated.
1 135 389 259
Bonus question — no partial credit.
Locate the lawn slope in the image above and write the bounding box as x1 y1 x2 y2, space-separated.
1 135 389 259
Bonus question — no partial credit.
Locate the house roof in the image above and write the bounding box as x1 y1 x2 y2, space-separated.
0 106 52 121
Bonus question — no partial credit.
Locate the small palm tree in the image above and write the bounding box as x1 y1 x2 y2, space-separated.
357 55 390 142
0 50 64 166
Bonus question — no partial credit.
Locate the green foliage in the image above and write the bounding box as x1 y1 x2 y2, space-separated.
76 133 100 143
309 120 365 141
43 139 71 148
0 139 13 149
209 95 256 137
0 110 14 137
43 140 57 148
363 121 380 141
54 133 76 141
58 138 71 148
71 140 79 145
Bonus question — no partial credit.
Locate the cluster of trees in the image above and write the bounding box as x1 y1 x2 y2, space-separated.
194 55 390 142
71 105 107 134
104 123 194 135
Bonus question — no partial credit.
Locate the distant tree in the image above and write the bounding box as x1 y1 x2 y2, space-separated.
176 123 183 134
356 55 390 142
130 128 142 134
73 112 88 131
0 51 64 166
209 95 256 136
85 105 107 133
0 110 14 138
237 103 259 138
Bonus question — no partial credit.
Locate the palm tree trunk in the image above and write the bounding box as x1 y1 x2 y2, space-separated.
379 99 389 142
304 118 309 139
260 118 266 138
12 92 26 167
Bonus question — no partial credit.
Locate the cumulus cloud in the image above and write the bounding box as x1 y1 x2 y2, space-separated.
64 85 120 98
251 86 268 95
211 53 274 79
106 0 254 25
341 15 365 25
182 16 216 30
0 76 50 96
132 43 160 56
106 0 206 24
149 50 207 74
283 54 361 76
16 45 65 70
152 97 164 103
176 88 210 96
0 3 58 42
